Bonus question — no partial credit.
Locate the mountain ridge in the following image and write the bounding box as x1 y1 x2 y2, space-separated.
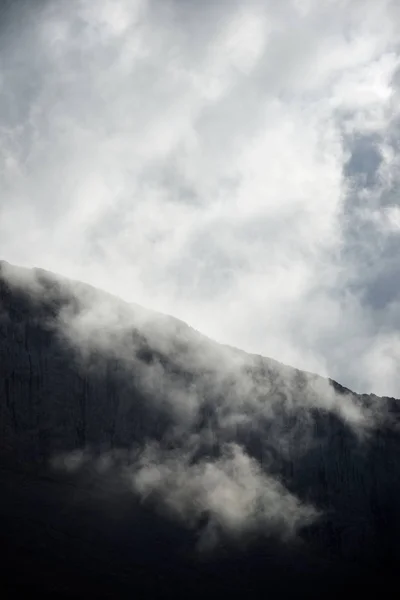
0 258 369 395
1 259 400 597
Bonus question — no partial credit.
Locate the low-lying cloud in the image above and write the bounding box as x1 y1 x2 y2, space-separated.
51 441 318 551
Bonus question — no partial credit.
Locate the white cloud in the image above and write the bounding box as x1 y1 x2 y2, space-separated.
1 0 400 395
129 442 317 545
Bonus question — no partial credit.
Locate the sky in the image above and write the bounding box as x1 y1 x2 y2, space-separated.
1 0 400 397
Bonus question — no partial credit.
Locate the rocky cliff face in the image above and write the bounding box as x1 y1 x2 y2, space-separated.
1 260 399 597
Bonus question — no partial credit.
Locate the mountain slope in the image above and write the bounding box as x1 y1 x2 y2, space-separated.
1 260 399 597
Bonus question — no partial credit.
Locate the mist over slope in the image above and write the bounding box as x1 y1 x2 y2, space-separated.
1 260 400 597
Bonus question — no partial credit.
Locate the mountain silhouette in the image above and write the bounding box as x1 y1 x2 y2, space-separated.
1 259 399 598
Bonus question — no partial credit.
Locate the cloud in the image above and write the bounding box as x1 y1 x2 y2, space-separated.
128 442 318 547
51 441 318 550
1 0 400 397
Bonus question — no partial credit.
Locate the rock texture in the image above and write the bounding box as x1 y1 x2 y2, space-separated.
1 260 400 597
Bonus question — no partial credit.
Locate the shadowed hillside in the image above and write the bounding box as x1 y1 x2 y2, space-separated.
1 260 399 597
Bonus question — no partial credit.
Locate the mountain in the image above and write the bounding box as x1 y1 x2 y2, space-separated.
1 259 399 598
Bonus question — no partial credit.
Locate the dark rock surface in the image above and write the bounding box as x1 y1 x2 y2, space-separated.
1 260 399 597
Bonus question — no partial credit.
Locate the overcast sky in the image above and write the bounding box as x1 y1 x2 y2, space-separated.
1 0 400 396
